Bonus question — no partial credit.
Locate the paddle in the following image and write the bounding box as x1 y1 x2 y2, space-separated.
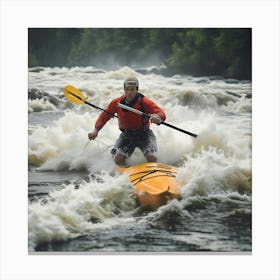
64 85 197 137
117 103 197 137
63 85 117 118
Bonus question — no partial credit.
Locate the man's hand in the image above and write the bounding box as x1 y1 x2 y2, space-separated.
149 114 162 125
88 129 99 140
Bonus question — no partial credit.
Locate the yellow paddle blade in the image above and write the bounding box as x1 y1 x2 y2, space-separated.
64 85 86 105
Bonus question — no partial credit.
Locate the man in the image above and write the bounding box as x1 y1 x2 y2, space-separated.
88 76 166 166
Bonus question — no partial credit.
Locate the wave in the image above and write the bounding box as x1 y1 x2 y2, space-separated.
28 66 252 112
28 147 251 250
28 102 251 171
28 88 61 112
28 172 136 250
177 147 251 196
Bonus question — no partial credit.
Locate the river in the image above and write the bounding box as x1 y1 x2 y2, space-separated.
28 66 252 253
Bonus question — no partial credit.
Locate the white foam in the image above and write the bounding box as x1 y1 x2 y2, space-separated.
28 172 136 249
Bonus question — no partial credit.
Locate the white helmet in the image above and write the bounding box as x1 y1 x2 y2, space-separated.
124 76 139 89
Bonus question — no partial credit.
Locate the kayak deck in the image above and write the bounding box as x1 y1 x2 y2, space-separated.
117 162 181 209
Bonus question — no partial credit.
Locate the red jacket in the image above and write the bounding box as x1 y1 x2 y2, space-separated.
95 93 166 131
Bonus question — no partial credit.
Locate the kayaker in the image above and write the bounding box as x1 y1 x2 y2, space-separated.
88 76 166 166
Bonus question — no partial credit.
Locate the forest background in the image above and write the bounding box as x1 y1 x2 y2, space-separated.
28 28 251 80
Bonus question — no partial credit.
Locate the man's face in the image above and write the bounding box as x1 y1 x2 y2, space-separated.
124 86 137 102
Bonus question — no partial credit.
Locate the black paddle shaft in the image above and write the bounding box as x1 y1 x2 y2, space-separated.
67 90 118 118
84 100 118 118
140 111 197 138
88 100 197 137
160 122 197 137
68 89 197 137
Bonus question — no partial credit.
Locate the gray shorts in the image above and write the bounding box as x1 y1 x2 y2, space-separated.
111 129 157 158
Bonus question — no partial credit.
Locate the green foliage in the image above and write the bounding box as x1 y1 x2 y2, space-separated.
28 50 39 67
28 28 251 79
165 28 251 79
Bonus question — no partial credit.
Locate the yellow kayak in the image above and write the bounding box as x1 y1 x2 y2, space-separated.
117 162 181 210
